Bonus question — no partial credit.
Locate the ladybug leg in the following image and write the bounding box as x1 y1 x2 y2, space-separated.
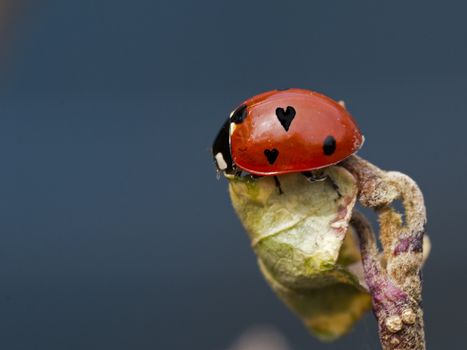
302 171 327 182
235 170 261 179
327 176 342 199
303 171 342 198
273 176 283 195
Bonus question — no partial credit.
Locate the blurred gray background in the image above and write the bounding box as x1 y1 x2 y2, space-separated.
0 1 465 349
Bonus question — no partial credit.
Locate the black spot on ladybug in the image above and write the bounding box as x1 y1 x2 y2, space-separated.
275 106 296 131
230 104 248 124
323 135 336 155
264 148 279 165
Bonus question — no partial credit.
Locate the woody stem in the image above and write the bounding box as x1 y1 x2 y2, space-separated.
343 156 426 350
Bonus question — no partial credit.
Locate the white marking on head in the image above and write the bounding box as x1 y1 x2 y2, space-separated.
338 100 346 108
230 122 237 135
215 152 228 170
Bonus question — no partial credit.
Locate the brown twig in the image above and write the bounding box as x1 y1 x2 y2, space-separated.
344 156 427 350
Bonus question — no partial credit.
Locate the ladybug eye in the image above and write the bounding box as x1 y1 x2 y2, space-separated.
323 135 336 155
230 104 248 124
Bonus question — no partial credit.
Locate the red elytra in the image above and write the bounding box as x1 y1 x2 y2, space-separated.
213 88 364 176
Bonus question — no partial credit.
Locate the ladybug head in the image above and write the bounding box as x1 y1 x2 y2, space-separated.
212 117 236 175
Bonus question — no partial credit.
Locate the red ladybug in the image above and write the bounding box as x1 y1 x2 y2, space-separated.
212 88 363 176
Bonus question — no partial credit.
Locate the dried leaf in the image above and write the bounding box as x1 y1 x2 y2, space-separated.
228 167 371 341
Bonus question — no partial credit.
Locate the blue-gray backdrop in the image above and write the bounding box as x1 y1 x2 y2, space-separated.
0 1 465 349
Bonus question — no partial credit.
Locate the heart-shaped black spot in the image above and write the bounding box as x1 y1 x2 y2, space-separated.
264 148 279 165
275 106 296 131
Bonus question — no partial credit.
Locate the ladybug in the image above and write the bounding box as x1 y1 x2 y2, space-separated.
212 88 364 176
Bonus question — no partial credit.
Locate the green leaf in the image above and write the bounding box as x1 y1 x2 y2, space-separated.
228 167 371 341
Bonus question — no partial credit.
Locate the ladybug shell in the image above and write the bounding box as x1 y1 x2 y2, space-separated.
229 89 363 176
